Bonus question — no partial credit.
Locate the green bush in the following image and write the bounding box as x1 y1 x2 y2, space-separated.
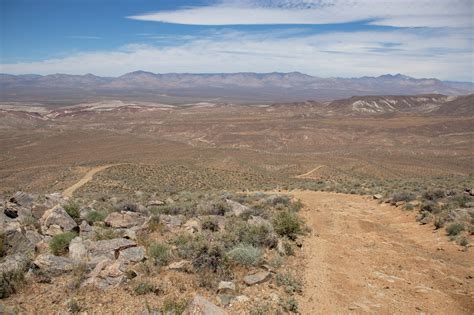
281 297 299 313
201 217 220 232
134 282 160 295
85 210 106 224
64 202 80 219
94 227 120 240
193 243 228 274
273 211 303 241
227 244 262 267
422 189 445 201
233 222 277 248
161 297 188 314
0 268 25 298
49 232 77 255
148 242 170 266
446 223 464 236
391 192 416 203
276 272 302 294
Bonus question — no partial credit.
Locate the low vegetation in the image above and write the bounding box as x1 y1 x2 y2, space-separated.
49 232 77 255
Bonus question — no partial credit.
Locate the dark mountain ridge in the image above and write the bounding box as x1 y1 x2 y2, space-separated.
1 72 472 104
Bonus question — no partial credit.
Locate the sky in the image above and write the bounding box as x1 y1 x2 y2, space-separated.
0 0 473 81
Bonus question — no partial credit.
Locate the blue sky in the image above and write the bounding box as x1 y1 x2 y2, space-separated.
1 0 473 81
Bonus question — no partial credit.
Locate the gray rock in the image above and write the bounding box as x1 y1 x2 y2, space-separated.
243 271 271 286
247 215 271 227
373 194 383 200
168 260 193 273
147 200 165 207
104 211 145 228
33 254 75 276
226 199 250 217
44 192 68 207
25 230 43 247
217 281 236 294
217 294 234 306
159 214 183 230
2 229 35 256
0 253 30 274
117 246 145 264
40 205 77 235
183 295 227 315
88 238 136 260
69 237 87 262
79 220 93 233
9 191 35 207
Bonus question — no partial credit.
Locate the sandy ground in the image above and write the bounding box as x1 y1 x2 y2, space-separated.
292 191 473 314
62 164 121 198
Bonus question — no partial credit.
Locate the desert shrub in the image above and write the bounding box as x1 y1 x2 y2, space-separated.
152 202 196 217
447 195 472 208
148 242 170 266
273 211 303 241
266 195 291 206
172 233 207 260
232 221 277 248
281 239 295 256
281 297 299 313
422 189 445 201
289 200 303 212
201 217 220 232
146 215 161 232
434 217 446 229
85 210 106 224
134 282 161 295
161 297 188 314
404 203 415 211
64 202 80 219
391 192 416 203
193 243 228 274
458 237 469 247
227 244 262 267
116 202 139 212
276 272 303 294
94 227 120 240
0 268 25 298
49 232 77 255
446 223 464 236
67 299 81 314
269 254 284 268
70 263 87 289
250 302 281 315
0 232 4 257
197 199 229 216
420 200 439 213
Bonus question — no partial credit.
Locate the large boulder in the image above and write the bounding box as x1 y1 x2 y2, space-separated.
2 229 35 257
117 246 145 264
159 214 183 231
82 259 126 290
104 211 145 228
32 254 75 276
183 295 227 315
40 205 77 235
87 238 136 261
243 271 271 286
9 191 35 207
225 200 250 217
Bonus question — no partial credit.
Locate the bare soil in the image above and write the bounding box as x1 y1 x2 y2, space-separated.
293 191 473 314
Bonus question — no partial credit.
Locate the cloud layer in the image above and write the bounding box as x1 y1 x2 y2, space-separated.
128 0 473 28
2 28 472 81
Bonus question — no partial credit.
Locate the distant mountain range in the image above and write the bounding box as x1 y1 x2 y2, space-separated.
1 71 473 104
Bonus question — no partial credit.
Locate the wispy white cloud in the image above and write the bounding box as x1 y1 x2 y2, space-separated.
2 28 472 81
127 0 473 28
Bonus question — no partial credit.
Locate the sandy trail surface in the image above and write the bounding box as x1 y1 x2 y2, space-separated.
62 164 120 198
292 191 473 314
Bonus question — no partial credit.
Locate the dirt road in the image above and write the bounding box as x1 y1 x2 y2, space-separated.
62 164 120 198
292 191 473 314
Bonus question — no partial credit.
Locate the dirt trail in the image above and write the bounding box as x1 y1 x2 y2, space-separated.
294 165 325 179
292 191 473 314
62 164 120 198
